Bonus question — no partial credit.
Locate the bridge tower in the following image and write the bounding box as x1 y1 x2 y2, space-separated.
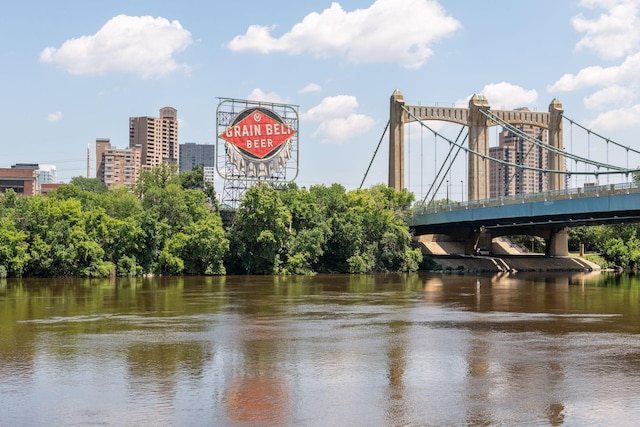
389 89 406 192
468 94 491 200
389 90 565 197
548 99 565 192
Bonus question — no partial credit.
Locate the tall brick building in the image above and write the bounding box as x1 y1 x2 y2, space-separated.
129 107 179 169
95 138 142 187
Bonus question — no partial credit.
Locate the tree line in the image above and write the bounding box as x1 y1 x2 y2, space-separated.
0 165 422 278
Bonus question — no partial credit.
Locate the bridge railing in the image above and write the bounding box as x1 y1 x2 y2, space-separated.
414 181 640 215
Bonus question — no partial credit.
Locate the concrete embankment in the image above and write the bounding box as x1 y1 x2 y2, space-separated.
426 254 600 273
415 235 601 273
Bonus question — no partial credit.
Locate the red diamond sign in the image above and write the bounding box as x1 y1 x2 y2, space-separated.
219 108 296 159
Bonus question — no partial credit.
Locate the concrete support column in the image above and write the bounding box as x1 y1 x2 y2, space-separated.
465 227 492 255
548 99 565 192
477 228 492 254
545 227 569 256
464 236 475 256
468 95 490 201
389 90 406 192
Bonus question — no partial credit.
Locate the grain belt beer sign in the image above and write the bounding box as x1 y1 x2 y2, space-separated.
219 107 296 178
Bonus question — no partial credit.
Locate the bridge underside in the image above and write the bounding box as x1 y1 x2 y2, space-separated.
409 190 640 256
412 224 573 256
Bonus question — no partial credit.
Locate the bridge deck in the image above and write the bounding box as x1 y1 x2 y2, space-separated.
409 182 640 235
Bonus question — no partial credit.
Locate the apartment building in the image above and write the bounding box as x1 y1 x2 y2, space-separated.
129 107 178 169
96 138 142 187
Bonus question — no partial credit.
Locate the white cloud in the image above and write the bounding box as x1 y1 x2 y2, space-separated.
549 65 615 92
227 0 460 68
455 83 538 110
588 103 640 130
549 52 640 91
246 88 285 103
573 0 640 59
313 115 376 143
546 1 640 131
583 84 636 109
302 95 359 121
298 83 322 94
480 83 538 109
46 111 63 122
302 95 375 143
39 15 192 78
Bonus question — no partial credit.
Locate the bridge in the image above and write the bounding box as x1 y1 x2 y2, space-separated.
409 182 640 256
363 90 640 257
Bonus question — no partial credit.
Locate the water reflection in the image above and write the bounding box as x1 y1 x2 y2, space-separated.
223 318 291 426
2 273 640 425
384 320 408 426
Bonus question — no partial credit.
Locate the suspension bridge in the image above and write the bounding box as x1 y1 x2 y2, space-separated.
363 90 640 257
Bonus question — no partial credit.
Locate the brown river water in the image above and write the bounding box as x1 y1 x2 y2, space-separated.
2 272 640 426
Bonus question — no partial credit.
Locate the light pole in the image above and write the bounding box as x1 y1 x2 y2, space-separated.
446 179 449 202
461 180 464 203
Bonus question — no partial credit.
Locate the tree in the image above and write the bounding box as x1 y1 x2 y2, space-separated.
229 183 292 274
134 163 178 197
69 177 108 193
0 216 30 277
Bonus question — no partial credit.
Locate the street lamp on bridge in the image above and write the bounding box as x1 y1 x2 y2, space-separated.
446 179 449 202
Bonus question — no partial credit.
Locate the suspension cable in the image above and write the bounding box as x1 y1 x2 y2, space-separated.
401 105 640 177
423 126 466 205
481 109 627 172
359 120 389 189
562 114 640 155
408 119 411 191
420 123 424 200
424 129 467 207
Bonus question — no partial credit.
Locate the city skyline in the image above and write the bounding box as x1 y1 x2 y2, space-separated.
3 0 640 197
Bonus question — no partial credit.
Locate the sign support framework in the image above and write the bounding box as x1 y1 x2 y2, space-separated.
216 98 299 209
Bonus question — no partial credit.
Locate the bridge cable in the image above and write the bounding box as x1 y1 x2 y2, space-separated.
423 125 464 204
570 120 576 188
484 109 626 172
421 123 424 200
562 114 640 155
408 117 411 192
423 127 467 207
483 108 623 171
359 120 390 189
402 105 640 177
587 130 591 178
481 109 628 172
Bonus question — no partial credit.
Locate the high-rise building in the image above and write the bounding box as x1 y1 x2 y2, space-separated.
129 107 178 169
489 109 548 198
179 142 215 172
96 138 142 187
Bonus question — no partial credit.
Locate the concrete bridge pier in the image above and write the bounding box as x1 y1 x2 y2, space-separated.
464 227 492 255
545 227 569 257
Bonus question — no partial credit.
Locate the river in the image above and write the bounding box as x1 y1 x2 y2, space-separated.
2 272 640 426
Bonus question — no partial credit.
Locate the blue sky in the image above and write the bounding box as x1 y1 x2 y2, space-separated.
3 0 640 200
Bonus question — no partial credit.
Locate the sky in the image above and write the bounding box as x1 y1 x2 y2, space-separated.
3 0 640 201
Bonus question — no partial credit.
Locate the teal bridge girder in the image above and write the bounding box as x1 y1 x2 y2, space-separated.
408 182 640 256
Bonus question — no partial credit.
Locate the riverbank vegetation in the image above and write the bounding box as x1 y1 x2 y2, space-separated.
0 166 421 278
569 225 640 270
